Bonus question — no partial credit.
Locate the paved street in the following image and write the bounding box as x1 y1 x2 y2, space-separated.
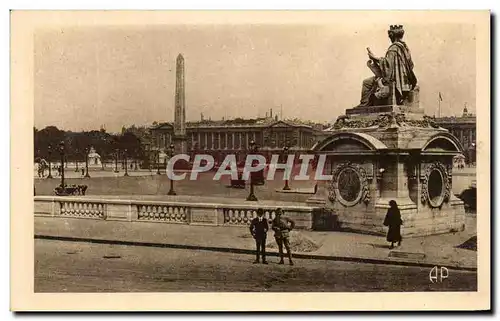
34 167 161 179
35 215 478 269
35 239 477 292
34 166 476 203
34 169 315 203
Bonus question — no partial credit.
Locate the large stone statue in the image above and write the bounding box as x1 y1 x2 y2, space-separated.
358 25 418 107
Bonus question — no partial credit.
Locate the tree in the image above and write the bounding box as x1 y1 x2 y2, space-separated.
121 125 151 162
33 124 152 166
34 126 65 161
118 131 143 160
86 129 114 162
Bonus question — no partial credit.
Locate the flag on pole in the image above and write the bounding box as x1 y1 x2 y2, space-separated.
439 92 443 101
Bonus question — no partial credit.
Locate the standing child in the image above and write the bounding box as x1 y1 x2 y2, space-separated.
249 208 269 264
271 208 295 265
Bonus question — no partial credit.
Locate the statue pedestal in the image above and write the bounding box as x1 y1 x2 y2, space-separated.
312 107 466 237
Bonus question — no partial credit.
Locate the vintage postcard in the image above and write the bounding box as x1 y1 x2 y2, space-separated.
11 10 490 311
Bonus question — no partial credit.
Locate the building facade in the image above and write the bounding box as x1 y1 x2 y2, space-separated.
435 107 476 165
150 117 323 164
149 55 325 167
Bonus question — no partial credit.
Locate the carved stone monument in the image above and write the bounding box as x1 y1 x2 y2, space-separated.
173 53 187 154
308 26 466 237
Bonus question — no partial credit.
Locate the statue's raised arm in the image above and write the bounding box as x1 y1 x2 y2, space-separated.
366 47 380 62
357 25 418 107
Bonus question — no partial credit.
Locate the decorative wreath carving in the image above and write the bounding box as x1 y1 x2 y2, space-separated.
328 162 370 206
376 113 406 128
332 115 377 130
405 115 440 129
332 113 440 130
420 161 451 208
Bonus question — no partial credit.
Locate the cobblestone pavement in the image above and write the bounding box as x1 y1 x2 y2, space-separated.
35 239 477 292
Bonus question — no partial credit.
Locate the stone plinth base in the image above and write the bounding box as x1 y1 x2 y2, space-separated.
312 103 467 237
276 187 315 195
306 181 328 206
173 135 187 155
333 196 466 238
346 105 425 117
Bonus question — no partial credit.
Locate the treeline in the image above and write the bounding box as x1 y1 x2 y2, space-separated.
34 125 151 163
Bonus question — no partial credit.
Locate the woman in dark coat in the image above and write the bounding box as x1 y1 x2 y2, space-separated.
383 200 403 249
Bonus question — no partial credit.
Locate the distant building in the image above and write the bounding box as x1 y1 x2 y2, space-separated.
150 115 325 164
150 55 327 166
435 106 476 164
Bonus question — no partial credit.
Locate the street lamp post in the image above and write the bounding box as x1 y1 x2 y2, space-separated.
470 142 476 167
246 140 258 201
59 141 65 188
74 149 80 172
101 149 105 171
156 151 161 175
124 149 129 176
47 145 53 178
282 146 291 190
114 149 119 173
146 145 151 171
84 147 91 178
167 144 176 195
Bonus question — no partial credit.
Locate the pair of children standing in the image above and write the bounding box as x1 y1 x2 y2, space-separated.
249 208 295 265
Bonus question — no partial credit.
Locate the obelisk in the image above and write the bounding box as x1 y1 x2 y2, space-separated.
173 53 187 154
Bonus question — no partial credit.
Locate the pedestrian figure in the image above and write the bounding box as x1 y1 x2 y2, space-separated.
271 208 295 265
81 168 85 176
383 200 403 249
249 208 269 264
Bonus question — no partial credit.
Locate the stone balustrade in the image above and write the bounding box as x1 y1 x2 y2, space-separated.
137 204 189 223
34 196 316 229
223 207 277 226
60 201 105 219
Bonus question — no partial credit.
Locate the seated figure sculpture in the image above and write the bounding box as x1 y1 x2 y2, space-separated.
358 25 418 107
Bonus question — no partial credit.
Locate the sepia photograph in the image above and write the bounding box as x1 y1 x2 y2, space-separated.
10 10 490 311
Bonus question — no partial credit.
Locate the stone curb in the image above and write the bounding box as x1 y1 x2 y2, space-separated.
274 188 315 195
34 234 477 272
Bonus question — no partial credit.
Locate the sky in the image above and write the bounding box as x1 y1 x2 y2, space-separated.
34 23 476 133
